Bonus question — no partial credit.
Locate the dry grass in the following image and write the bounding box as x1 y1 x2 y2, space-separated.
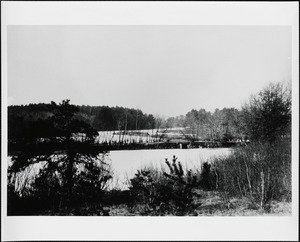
32 189 291 216
195 191 291 216
105 189 291 216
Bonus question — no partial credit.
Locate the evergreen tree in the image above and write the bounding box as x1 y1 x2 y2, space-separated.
8 100 111 212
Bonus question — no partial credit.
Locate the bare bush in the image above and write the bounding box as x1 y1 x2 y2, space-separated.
212 138 291 210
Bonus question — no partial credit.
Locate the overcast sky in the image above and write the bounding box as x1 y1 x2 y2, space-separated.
7 25 291 117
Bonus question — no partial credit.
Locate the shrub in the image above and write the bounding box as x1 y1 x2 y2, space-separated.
129 156 200 215
103 189 134 206
72 156 112 205
129 168 165 214
212 138 291 209
7 154 112 215
163 156 199 213
198 162 216 191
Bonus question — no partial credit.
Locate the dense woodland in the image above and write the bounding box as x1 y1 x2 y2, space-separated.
8 104 155 141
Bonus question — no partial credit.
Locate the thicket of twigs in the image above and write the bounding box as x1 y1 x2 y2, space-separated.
212 138 291 209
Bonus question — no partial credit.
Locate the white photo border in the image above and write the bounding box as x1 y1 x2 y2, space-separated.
1 2 299 241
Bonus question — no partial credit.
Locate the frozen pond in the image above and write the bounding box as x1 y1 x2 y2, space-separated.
8 147 232 191
109 148 232 189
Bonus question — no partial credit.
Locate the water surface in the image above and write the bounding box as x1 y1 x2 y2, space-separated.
8 147 232 191
109 148 232 189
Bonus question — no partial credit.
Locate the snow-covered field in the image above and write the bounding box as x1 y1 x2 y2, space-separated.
96 128 188 144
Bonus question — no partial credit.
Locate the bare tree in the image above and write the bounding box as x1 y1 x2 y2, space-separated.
241 81 291 142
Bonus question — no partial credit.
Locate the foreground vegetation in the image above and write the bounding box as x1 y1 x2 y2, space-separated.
117 138 290 216
7 81 292 215
8 141 291 216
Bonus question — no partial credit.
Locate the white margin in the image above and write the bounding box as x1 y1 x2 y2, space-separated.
1 2 299 241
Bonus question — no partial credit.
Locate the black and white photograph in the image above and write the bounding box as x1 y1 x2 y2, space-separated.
1 2 299 241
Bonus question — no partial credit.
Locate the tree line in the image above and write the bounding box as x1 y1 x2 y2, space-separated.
78 105 156 131
161 107 243 142
8 104 156 143
8 104 243 144
8 81 291 145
